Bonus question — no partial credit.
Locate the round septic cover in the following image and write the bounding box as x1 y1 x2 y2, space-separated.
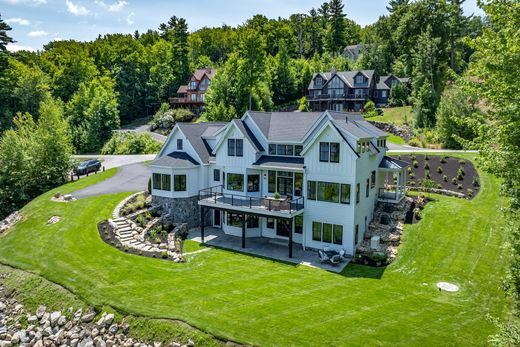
437 282 459 292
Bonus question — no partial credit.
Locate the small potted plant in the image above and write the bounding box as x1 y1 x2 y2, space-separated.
269 192 283 211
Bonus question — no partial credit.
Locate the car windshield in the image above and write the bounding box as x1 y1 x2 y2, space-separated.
78 161 89 168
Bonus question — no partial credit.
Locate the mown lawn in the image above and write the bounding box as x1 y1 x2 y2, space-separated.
366 106 413 125
0 154 510 346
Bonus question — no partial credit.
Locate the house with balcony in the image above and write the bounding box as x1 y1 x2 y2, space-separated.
170 68 216 114
307 69 409 112
150 111 408 259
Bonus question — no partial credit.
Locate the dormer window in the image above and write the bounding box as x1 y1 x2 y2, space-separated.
355 75 364 84
315 77 323 86
377 139 387 148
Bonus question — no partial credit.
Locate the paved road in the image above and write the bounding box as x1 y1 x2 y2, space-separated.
73 163 150 198
118 118 167 143
73 154 156 170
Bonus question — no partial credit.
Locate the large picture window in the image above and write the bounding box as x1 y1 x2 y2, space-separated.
226 213 242 227
173 175 186 191
247 215 259 228
312 221 343 245
227 173 244 191
153 173 171 191
247 175 260 192
317 182 340 203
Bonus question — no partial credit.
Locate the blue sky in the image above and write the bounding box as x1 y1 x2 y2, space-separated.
2 0 484 52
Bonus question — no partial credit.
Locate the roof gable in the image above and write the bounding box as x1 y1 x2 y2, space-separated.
300 117 359 158
212 119 263 154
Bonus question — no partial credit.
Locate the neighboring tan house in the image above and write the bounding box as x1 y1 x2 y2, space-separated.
307 69 410 112
170 68 216 114
150 111 409 258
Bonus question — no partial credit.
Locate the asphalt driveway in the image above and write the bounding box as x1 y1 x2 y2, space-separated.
74 163 150 198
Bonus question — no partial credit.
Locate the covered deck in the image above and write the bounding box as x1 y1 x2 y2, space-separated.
378 156 410 203
198 185 304 259
189 227 350 273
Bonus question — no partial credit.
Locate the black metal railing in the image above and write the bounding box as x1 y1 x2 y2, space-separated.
198 185 304 214
307 93 370 100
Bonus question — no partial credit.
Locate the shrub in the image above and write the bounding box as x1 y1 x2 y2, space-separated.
413 160 419 168
425 154 430 161
459 159 466 165
443 175 448 182
409 172 415 179
124 246 129 252
413 207 422 219
101 132 161 155
409 181 416 186
425 171 431 179
424 162 430 170
472 177 480 187
148 178 152 194
274 192 281 199
452 177 457 185
457 168 465 180
410 154 416 161
437 183 442 189
457 184 463 190
145 211 152 220
136 214 146 227
161 251 169 259
440 156 447 164
408 137 422 147
163 222 174 232
149 229 157 239
149 105 193 132
437 166 443 174
156 224 163 233
467 188 474 197
155 237 162 244
407 166 412 173
363 100 377 118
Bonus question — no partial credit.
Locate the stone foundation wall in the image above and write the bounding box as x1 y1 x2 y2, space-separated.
152 195 210 228
368 121 414 142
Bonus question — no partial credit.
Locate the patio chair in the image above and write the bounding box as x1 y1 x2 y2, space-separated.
330 254 341 265
318 250 330 263
339 249 346 259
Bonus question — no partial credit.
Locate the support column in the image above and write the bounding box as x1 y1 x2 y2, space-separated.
200 206 205 243
241 214 246 249
288 218 293 259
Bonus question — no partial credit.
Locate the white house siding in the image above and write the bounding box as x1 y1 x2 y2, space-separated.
159 127 201 163
150 166 200 199
215 126 258 196
303 125 357 254
150 165 174 198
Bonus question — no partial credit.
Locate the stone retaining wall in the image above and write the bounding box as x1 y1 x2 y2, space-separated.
368 120 414 142
152 195 210 228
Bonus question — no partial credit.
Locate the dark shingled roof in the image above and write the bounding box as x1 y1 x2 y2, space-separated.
379 156 410 170
308 70 375 90
151 151 200 168
253 155 305 169
232 119 264 152
177 122 227 163
247 112 323 141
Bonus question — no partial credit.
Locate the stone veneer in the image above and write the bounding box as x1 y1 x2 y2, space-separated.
152 195 210 228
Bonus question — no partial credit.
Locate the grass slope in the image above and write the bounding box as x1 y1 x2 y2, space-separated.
0 154 510 346
366 106 413 125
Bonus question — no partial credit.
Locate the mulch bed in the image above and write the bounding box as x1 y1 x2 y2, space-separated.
98 220 168 260
396 154 481 199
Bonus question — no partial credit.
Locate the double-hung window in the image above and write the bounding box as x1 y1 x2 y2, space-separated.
319 142 340 163
340 184 350 204
177 139 183 150
227 139 243 157
366 178 370 197
213 169 220 182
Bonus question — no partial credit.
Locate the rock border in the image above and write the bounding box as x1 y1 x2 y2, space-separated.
0 211 21 235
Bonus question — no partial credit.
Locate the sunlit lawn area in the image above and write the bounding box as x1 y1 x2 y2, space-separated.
366 106 413 125
0 154 510 346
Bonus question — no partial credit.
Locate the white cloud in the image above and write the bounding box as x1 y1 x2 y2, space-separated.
95 0 128 12
4 0 47 5
28 30 49 37
5 18 31 26
65 0 89 16
6 44 36 52
126 11 135 25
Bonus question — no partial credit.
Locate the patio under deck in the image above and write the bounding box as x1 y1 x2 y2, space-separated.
188 227 351 273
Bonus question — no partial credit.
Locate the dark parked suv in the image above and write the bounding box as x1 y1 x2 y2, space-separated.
74 160 101 175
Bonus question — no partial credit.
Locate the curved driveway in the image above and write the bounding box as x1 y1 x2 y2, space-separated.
74 163 150 198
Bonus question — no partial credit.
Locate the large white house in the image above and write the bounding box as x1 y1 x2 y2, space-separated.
150 111 408 257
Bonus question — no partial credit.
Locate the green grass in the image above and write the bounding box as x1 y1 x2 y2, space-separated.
0 153 510 346
387 133 406 145
366 106 413 125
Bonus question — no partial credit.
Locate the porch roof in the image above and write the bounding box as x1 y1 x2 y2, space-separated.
150 151 199 168
379 156 410 171
252 155 304 170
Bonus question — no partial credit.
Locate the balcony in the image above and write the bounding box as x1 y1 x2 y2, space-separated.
169 96 205 104
198 185 304 218
307 93 370 101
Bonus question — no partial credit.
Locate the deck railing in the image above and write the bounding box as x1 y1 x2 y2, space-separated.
198 185 304 214
307 93 370 100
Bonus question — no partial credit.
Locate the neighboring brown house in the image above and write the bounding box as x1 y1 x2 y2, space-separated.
170 68 216 114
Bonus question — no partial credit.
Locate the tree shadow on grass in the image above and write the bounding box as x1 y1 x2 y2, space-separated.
339 263 387 279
